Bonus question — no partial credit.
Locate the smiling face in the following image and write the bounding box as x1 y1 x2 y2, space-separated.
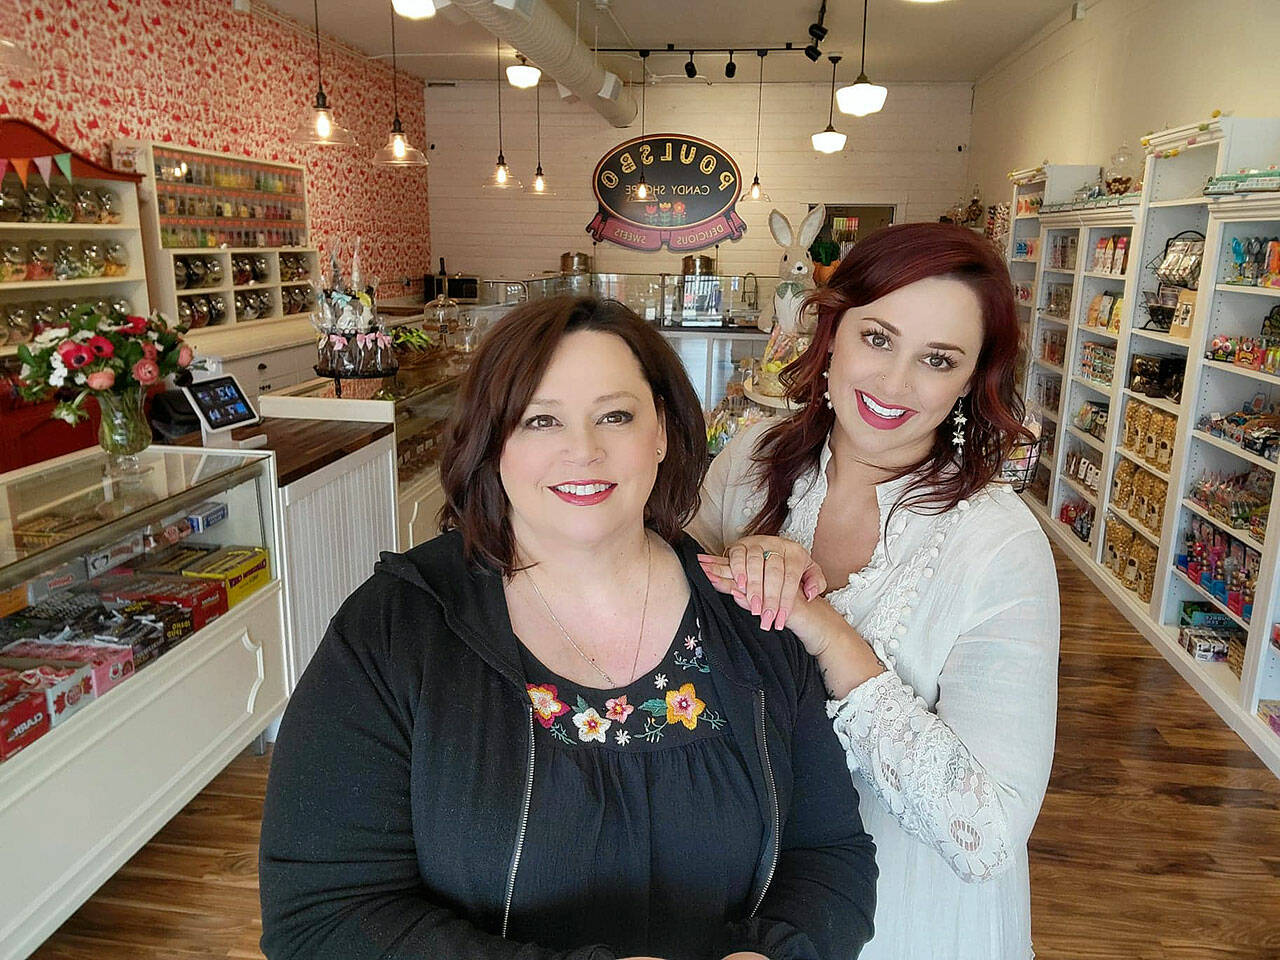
499 330 666 554
826 275 985 470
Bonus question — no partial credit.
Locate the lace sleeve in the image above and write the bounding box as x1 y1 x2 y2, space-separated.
826 672 1014 882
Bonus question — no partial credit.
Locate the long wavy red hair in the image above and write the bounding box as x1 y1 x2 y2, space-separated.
745 222 1032 536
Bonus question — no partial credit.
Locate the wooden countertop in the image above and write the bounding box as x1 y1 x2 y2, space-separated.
176 417 394 487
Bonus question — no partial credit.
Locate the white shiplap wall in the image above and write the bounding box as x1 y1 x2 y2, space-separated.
423 80 974 285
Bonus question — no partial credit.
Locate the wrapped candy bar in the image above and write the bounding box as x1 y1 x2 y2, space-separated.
0 638 134 696
0 688 49 761
0 658 95 726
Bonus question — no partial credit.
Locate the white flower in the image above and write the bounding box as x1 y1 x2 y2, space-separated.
684 636 697 651
73 372 86 385
572 707 611 743
654 674 668 689
33 328 64 345
71 329 92 343
49 354 68 388
614 730 631 746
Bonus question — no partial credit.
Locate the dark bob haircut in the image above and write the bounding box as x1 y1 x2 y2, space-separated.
438 296 707 575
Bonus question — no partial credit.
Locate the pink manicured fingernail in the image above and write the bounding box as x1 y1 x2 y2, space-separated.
776 611 787 631
750 595 761 616
737 575 746 589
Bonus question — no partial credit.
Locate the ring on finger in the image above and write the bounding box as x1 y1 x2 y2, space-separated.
762 550 773 560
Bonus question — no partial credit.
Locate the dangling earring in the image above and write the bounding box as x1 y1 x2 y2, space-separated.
822 368 832 409
951 397 967 451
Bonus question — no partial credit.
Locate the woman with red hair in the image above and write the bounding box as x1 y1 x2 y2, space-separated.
692 222 1060 959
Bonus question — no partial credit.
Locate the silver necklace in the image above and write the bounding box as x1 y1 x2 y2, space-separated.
525 536 652 688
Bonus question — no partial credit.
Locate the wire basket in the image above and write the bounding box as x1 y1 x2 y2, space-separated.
1001 435 1050 493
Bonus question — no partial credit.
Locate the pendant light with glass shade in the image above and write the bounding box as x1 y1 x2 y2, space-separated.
740 50 770 202
291 0 358 146
836 0 888 117
483 39 523 191
506 54 542 89
635 51 651 201
373 1 428 167
392 0 435 17
811 55 847 154
531 77 554 195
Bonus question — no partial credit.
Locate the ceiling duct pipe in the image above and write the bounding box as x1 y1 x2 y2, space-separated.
444 0 638 127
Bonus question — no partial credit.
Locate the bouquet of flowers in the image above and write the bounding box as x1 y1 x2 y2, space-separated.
15 305 193 428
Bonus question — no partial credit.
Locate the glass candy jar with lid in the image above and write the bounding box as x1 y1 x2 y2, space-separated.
95 186 122 224
79 240 106 278
4 303 32 343
1 241 28 282
26 241 53 281
73 186 101 223
0 173 23 222
47 180 73 223
425 286 459 347
53 241 81 280
103 240 129 276
22 182 49 223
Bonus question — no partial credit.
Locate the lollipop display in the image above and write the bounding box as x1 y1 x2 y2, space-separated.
311 238 396 393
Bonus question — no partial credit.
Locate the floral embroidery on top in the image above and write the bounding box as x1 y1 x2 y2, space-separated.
523 613 728 749
527 683 570 728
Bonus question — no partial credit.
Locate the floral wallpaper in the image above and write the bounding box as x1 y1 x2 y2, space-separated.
0 0 429 300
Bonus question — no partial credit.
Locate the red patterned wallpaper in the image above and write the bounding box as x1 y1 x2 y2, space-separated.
0 0 429 299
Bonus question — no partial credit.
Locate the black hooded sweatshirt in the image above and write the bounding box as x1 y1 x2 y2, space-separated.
259 531 877 960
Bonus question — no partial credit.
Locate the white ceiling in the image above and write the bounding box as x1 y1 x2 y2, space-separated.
260 0 1069 85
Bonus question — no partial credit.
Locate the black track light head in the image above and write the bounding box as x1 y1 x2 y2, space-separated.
724 51 736 78
803 43 822 62
808 22 828 43
685 52 697 78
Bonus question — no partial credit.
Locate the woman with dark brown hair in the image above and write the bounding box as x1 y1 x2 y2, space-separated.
258 296 877 960
691 223 1060 960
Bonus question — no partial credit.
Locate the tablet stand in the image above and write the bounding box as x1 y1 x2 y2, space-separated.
199 421 269 450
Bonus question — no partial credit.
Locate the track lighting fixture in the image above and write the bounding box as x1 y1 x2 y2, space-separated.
684 52 697 78
724 51 736 79
804 0 828 61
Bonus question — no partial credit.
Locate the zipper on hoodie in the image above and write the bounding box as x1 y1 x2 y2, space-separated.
750 689 780 917
502 705 536 938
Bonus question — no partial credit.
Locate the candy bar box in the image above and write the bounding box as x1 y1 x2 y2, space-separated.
0 659 94 726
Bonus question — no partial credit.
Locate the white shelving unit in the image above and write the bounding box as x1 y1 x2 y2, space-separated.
109 140 319 332
0 121 148 360
1019 116 1280 776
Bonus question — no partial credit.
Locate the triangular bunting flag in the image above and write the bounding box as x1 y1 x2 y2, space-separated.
11 158 30 187
53 152 72 181
33 155 53 185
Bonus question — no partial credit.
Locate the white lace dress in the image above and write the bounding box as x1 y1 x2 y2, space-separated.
690 422 1060 960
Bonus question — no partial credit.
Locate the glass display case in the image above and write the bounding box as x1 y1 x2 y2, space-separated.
0 444 286 958
524 271 765 328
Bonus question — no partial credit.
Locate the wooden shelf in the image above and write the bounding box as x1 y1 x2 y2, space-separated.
1201 359 1280 386
1122 388 1180 417
1181 497 1266 553
1115 444 1171 481
1034 357 1065 376
1059 472 1099 506
1038 312 1068 327
1192 429 1278 472
1067 423 1106 453
1214 283 1280 299
1078 325 1120 341
1129 327 1191 349
1171 567 1250 630
0 273 144 291
1082 270 1129 280
1149 196 1210 208
1072 375 1112 398
1108 505 1160 546
1043 267 1075 276
0 222 139 233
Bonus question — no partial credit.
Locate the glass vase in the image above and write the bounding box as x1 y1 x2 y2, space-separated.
96 386 152 474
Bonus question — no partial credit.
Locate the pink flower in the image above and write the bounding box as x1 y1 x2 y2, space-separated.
177 344 194 367
131 358 160 385
85 369 116 391
120 315 148 335
141 342 158 362
87 335 114 358
56 340 79 361
605 695 634 724
64 345 94 369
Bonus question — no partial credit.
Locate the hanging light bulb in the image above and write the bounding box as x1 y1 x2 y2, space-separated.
836 0 888 116
392 0 435 17
739 51 770 202
529 80 553 196
636 175 649 201
290 0 358 146
812 55 847 154
483 40 523 191
634 51 651 203
374 2 428 167
506 54 542 89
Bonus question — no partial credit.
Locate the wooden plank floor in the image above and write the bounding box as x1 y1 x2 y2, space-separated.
28 542 1280 959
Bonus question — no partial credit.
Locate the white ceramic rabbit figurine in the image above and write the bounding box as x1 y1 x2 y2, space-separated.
770 204 826 335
